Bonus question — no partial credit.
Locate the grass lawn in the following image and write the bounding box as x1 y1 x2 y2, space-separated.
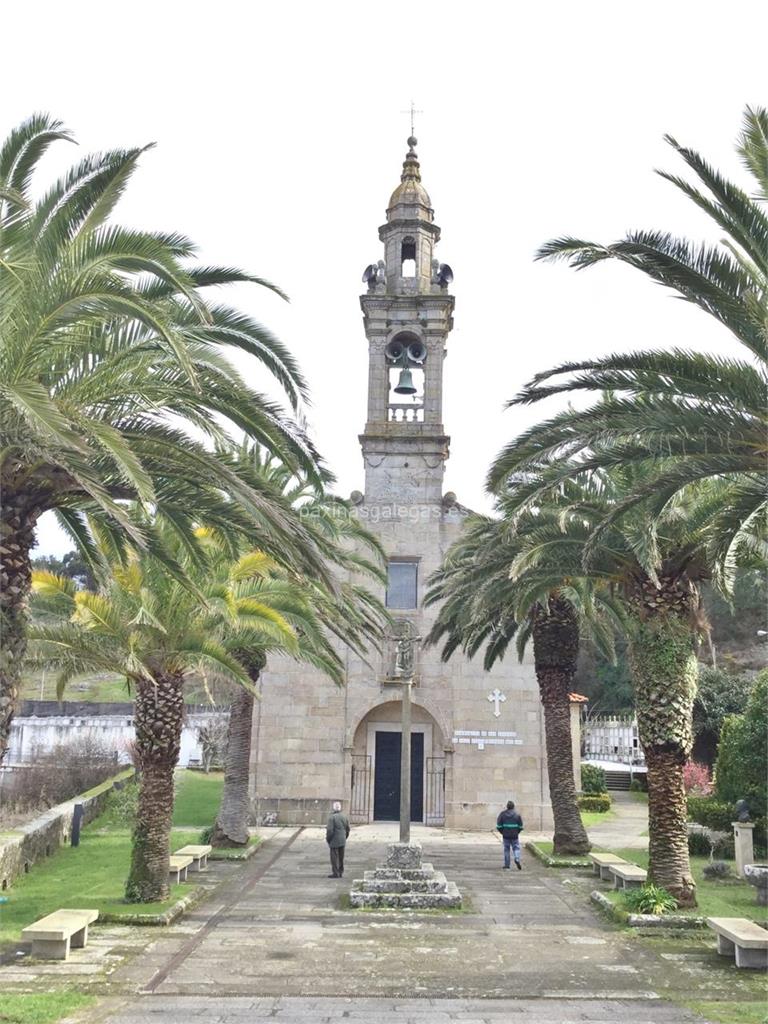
0 992 95 1024
604 848 768 922
172 769 223 827
0 825 200 946
20 668 130 703
580 809 616 828
683 1001 768 1024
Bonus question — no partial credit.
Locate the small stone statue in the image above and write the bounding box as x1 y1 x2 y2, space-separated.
431 257 441 284
390 620 421 679
375 260 386 285
394 634 413 678
735 799 751 823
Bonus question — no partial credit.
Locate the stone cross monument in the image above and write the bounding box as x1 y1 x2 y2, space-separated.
390 621 421 844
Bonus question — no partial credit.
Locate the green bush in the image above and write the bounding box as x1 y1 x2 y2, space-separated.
687 796 733 833
99 779 137 827
687 830 713 857
580 764 607 794
687 795 766 851
714 670 767 815
578 793 612 813
629 777 648 793
623 883 678 915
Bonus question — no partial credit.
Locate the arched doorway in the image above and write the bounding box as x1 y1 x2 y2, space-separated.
349 700 446 825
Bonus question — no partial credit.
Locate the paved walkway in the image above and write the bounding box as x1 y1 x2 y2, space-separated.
586 791 649 851
92 824 724 1023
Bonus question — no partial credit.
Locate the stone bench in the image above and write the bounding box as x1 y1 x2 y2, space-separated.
707 917 768 970
589 852 628 881
174 844 212 872
169 854 193 882
609 863 647 890
22 908 98 961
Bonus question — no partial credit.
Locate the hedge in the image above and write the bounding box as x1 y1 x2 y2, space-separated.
581 764 607 794
578 793 612 813
687 795 767 850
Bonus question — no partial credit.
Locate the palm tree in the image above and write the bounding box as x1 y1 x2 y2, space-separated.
425 509 622 856
0 114 325 762
203 445 389 847
29 535 305 902
491 468 710 906
489 106 767 591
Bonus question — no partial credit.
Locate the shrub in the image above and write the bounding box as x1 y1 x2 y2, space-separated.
683 761 712 796
687 796 733 833
99 780 138 827
693 665 754 767
578 793 612 813
714 670 767 815
196 720 228 773
687 795 764 853
688 830 713 857
623 884 678 915
580 764 607 794
199 824 215 844
0 736 119 819
711 835 736 860
629 777 648 793
703 860 733 880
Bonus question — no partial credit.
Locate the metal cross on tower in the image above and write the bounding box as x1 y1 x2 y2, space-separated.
401 100 423 137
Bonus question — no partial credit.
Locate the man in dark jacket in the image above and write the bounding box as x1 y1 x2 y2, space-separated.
496 800 523 870
325 801 350 878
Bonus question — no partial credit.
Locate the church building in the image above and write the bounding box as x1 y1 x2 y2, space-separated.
249 136 553 831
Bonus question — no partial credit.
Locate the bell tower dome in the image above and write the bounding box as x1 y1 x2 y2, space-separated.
359 136 455 505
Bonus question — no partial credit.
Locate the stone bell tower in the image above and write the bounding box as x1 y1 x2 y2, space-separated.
359 136 455 505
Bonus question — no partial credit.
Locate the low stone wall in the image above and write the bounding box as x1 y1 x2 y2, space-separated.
0 767 134 892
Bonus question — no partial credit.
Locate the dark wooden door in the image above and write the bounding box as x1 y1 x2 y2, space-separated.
373 731 424 822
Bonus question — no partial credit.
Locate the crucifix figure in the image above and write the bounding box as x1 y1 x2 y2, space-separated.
488 688 506 719
387 620 422 843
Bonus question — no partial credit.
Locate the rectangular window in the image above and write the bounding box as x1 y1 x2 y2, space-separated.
386 560 418 609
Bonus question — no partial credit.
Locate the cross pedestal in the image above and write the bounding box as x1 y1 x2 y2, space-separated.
349 839 462 909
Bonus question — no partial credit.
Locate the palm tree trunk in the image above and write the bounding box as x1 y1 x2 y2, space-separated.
211 683 256 847
125 670 185 903
0 491 38 765
628 576 699 908
532 598 591 856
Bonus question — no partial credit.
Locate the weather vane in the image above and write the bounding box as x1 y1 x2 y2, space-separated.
401 100 423 137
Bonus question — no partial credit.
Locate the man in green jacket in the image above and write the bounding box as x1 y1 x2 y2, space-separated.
326 801 350 878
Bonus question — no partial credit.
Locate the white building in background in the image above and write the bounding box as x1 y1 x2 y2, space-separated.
5 702 226 769
582 715 645 766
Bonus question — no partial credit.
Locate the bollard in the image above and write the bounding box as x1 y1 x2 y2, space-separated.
71 802 84 847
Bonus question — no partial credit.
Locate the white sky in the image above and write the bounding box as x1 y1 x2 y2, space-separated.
8 0 765 557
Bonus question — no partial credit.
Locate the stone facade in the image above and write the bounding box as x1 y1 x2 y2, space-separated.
248 138 553 833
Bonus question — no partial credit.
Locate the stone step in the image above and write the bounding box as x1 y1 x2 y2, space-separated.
355 873 449 894
370 865 435 880
348 883 462 910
